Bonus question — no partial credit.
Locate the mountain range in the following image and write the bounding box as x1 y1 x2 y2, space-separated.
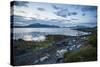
13 23 60 28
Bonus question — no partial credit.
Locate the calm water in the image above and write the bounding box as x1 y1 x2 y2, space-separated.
13 28 90 40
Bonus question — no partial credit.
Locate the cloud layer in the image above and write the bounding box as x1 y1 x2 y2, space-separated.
11 1 97 27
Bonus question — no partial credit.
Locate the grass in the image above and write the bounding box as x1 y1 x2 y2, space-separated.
64 45 97 63
13 35 67 56
64 27 97 63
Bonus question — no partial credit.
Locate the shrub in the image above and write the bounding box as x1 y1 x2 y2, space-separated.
64 46 97 63
88 35 97 48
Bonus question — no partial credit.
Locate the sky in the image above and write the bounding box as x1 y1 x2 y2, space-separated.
11 1 97 27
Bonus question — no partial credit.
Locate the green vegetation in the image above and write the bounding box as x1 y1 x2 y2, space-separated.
13 38 53 55
64 46 97 62
88 35 97 47
13 35 67 56
64 27 97 63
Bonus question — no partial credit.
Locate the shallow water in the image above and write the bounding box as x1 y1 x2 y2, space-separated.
12 28 89 40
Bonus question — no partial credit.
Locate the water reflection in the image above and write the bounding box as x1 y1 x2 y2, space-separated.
13 28 90 41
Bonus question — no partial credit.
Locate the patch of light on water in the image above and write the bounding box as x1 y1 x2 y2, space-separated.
22 35 46 42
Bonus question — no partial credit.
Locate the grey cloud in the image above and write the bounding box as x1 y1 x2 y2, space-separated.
11 15 37 26
52 5 60 10
81 6 97 12
56 9 68 17
11 1 29 7
37 8 45 11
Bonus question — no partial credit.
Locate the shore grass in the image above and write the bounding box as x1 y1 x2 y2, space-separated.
64 27 97 63
13 35 67 56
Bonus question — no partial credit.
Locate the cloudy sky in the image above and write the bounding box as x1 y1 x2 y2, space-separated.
11 1 97 27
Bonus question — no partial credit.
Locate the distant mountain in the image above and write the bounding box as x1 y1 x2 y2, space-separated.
68 25 97 29
61 22 97 29
13 23 60 28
